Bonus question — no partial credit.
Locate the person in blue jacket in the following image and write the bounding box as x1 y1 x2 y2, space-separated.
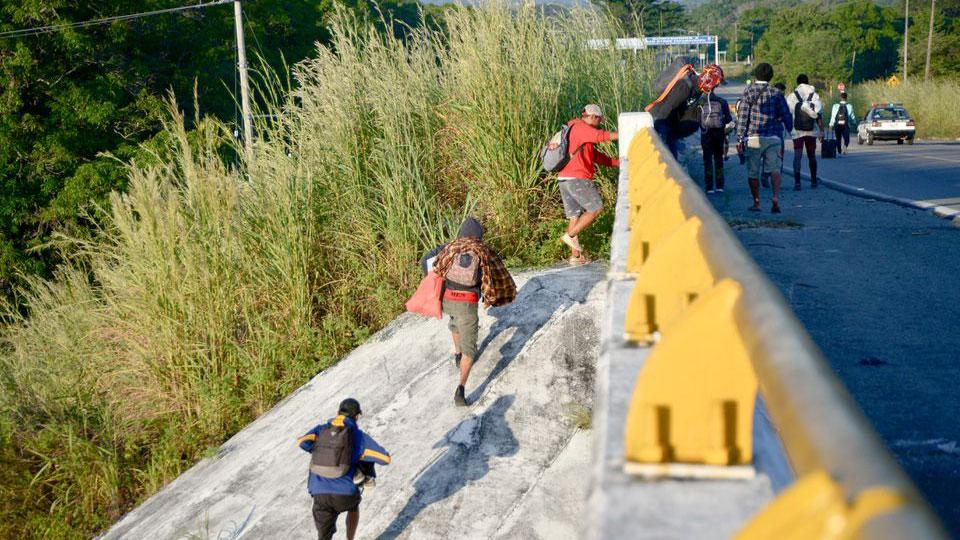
298 398 391 540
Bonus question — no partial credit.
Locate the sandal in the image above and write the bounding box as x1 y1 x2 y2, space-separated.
568 254 590 266
561 233 582 253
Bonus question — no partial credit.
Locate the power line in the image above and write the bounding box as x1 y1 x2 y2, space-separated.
0 0 234 40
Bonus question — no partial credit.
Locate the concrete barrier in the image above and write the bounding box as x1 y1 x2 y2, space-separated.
587 112 949 539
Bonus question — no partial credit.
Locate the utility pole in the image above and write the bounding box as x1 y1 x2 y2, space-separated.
903 0 909 81
233 0 253 161
924 0 935 81
734 21 738 62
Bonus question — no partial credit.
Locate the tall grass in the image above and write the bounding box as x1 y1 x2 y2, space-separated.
845 78 960 139
0 4 652 537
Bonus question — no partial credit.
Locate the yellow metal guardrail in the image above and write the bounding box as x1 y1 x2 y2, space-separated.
621 126 949 539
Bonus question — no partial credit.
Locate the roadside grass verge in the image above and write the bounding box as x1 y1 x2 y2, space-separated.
0 4 652 538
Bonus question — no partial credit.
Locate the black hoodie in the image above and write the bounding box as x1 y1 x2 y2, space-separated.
420 217 485 295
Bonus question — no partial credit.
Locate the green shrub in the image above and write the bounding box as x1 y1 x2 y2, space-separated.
0 4 651 537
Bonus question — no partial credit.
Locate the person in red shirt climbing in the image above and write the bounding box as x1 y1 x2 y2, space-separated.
556 104 619 265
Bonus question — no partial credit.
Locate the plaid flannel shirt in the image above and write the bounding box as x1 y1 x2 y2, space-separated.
433 237 516 308
735 82 793 143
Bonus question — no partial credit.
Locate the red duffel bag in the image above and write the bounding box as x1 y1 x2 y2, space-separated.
405 271 443 319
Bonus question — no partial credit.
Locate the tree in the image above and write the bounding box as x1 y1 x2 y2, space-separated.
599 0 687 35
735 7 775 62
899 0 960 78
753 1 899 88
0 0 426 291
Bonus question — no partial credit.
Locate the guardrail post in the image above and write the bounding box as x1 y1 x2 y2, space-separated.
732 470 912 540
626 181 685 272
624 216 715 343
623 278 757 476
628 153 670 229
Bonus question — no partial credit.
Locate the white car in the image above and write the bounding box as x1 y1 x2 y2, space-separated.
857 104 916 145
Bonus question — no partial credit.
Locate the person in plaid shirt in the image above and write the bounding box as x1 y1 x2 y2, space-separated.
420 217 516 407
735 63 793 213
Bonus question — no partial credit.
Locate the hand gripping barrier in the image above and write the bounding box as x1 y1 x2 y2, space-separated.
615 112 949 539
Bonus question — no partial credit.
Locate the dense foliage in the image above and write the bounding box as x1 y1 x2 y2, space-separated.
688 0 795 61
754 1 901 87
600 0 688 35
691 0 960 85
901 0 960 78
0 4 651 537
0 0 438 292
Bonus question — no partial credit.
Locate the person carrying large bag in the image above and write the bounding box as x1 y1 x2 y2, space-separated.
645 57 702 158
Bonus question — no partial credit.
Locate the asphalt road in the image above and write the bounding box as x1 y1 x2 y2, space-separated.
790 140 960 219
683 118 960 536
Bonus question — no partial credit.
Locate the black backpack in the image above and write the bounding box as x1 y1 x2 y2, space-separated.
793 91 816 131
310 423 355 478
836 104 848 125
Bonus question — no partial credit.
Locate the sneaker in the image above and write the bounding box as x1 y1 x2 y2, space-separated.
771 202 781 214
706 189 716 194
454 385 467 407
716 188 724 193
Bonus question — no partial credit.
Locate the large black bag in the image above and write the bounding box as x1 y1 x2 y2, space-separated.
645 58 699 122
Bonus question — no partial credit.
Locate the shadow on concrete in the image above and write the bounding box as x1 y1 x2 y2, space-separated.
466 270 600 404
374 395 519 539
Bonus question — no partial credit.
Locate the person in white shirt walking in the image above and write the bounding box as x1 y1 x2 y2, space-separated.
785 74 823 189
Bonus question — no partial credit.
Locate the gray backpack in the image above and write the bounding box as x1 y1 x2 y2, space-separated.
540 124 585 172
310 424 354 478
699 94 724 130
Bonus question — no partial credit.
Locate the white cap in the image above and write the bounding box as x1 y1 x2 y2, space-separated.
583 104 603 117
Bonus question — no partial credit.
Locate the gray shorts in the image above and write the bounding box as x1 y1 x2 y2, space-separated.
558 178 603 218
745 137 782 178
443 299 479 359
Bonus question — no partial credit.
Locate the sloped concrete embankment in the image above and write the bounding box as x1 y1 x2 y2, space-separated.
101 264 605 540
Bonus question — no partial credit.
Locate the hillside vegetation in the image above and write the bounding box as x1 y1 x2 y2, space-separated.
0 5 651 538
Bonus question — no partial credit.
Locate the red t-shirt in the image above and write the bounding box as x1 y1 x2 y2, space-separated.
557 119 619 180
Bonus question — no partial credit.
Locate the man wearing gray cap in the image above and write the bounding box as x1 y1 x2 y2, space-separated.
556 104 619 265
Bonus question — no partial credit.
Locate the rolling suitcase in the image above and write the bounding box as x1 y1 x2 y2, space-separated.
821 133 837 159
